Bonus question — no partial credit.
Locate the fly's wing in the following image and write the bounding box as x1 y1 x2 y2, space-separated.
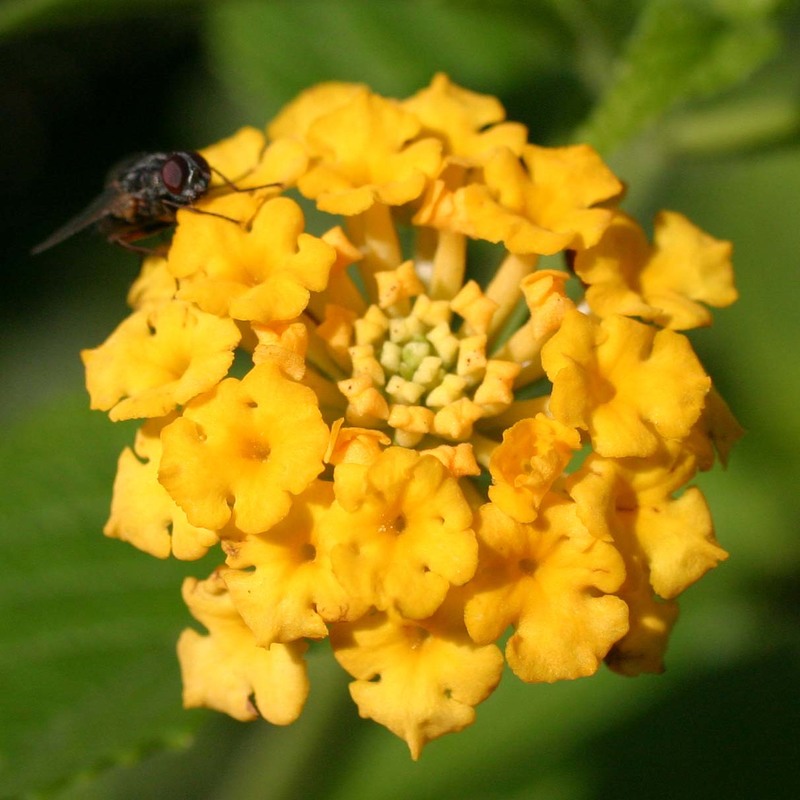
105 152 151 183
31 187 119 255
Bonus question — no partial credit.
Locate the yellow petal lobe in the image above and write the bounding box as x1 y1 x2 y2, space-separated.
159 362 328 534
178 571 309 724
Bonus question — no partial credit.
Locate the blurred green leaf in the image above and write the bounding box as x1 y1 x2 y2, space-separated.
205 0 572 115
0 398 213 798
0 0 115 35
0 0 62 35
578 0 782 153
0 0 203 37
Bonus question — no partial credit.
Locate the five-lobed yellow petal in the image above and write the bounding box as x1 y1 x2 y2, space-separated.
158 362 329 535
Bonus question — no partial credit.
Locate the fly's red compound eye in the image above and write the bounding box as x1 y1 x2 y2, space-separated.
33 150 215 254
161 154 190 194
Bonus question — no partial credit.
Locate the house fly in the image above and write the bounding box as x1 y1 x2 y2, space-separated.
32 151 214 254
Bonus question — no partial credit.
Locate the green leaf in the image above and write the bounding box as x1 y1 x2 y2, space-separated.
578 0 781 153
0 0 85 36
0 0 202 38
205 0 572 114
0 397 214 798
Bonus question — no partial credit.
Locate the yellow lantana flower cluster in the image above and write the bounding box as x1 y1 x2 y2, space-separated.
83 74 742 758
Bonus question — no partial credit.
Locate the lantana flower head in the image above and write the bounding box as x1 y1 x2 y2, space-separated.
82 74 741 758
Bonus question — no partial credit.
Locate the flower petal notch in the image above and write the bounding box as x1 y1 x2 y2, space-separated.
542 310 711 458
331 603 503 759
457 144 623 255
402 72 527 163
488 414 582 523
575 211 737 330
169 194 336 323
221 480 364 647
326 448 478 620
178 571 309 724
298 88 442 215
159 362 329 534
104 415 218 560
465 501 629 683
82 300 240 421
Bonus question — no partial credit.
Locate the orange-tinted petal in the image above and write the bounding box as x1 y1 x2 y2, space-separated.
569 453 728 599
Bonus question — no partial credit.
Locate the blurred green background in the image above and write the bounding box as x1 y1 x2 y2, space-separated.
1 1 798 798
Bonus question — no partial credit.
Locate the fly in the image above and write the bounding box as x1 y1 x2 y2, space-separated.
32 151 217 254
